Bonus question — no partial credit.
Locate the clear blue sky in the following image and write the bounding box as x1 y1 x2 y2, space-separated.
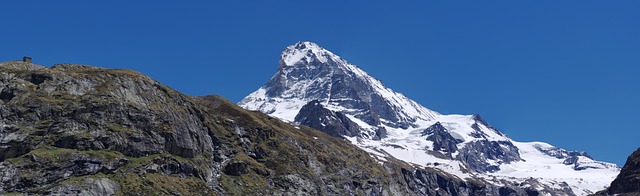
2 1 638 166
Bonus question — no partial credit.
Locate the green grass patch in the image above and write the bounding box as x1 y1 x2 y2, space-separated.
2 192 25 196
107 123 132 134
22 146 125 164
115 173 209 195
218 172 268 196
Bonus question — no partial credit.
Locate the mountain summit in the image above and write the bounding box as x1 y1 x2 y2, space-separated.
240 41 620 195
240 41 438 136
280 41 340 67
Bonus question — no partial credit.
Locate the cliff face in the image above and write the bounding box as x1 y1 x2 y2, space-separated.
0 61 535 195
596 148 640 195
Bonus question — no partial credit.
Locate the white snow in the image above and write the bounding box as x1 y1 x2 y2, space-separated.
487 141 619 195
282 42 333 66
240 87 307 122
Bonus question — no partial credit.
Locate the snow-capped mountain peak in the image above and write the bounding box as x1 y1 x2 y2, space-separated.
281 41 340 66
239 41 619 195
241 41 439 130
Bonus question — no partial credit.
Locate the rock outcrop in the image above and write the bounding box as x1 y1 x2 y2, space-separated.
421 122 462 158
294 100 387 140
594 147 640 196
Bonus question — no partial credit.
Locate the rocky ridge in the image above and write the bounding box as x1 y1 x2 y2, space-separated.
593 147 640 196
0 60 546 195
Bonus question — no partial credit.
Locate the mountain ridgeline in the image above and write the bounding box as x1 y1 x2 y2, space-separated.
240 41 621 195
1 61 551 195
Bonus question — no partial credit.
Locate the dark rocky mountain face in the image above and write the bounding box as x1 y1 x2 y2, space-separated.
595 147 640 195
294 100 363 138
421 122 462 158
458 140 522 173
418 120 522 173
294 100 387 140
0 61 543 195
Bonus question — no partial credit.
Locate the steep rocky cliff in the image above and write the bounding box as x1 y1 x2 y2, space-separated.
0 61 545 195
593 148 640 196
